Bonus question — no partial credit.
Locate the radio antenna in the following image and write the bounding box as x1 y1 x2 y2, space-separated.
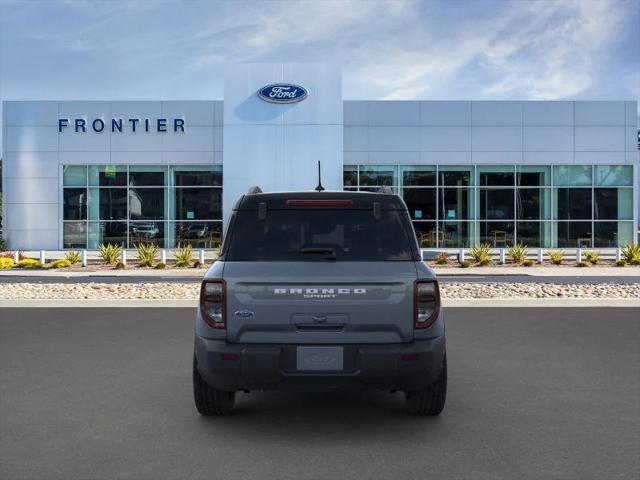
315 160 325 192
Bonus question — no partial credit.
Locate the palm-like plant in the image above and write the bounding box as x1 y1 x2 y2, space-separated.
99 243 122 265
135 243 158 267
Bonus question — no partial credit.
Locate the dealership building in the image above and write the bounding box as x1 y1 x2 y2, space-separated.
2 63 638 250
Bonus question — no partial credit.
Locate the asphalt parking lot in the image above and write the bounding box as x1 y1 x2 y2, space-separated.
1 307 638 480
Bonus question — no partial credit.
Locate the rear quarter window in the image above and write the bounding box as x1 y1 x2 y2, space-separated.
225 209 415 261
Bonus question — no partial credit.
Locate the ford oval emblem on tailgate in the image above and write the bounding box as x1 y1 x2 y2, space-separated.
235 310 254 318
257 83 308 104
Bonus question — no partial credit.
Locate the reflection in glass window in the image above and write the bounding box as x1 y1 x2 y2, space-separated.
480 189 514 220
172 221 223 249
88 188 128 221
556 221 592 248
439 221 470 248
553 165 591 186
129 188 165 220
129 166 165 186
594 188 633 220
359 165 396 187
63 188 87 220
88 221 128 248
516 222 550 247
63 222 86 248
478 166 514 186
594 222 633 247
412 221 438 248
63 166 87 186
403 188 436 220
517 166 550 186
479 222 514 247
89 165 127 187
130 222 165 247
594 165 632 186
439 188 471 220
343 165 358 187
401 166 436 186
556 188 591 220
438 166 471 186
173 188 222 220
172 166 222 186
517 188 550 220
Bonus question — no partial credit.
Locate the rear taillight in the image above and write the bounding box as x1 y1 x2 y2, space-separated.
414 280 440 329
200 279 226 329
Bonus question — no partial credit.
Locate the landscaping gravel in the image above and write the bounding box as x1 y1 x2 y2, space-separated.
0 282 638 300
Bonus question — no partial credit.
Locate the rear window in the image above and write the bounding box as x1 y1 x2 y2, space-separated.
225 209 415 261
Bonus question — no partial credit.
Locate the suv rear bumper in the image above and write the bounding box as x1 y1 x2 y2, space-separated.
194 335 446 392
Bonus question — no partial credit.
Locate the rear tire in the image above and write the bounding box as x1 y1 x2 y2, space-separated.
405 354 447 416
193 354 235 416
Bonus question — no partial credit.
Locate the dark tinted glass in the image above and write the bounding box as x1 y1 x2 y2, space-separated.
129 188 164 220
226 210 414 261
413 221 438 248
593 222 618 247
174 170 222 186
174 188 222 220
343 168 358 187
99 189 128 220
403 170 436 186
516 189 541 220
359 169 395 186
479 221 514 247
439 221 470 247
480 189 514 220
98 169 127 186
129 222 165 247
557 188 591 220
97 221 128 247
516 222 542 247
556 221 592 248
63 222 86 248
480 172 514 186
174 222 222 248
63 188 87 220
517 172 545 186
594 188 617 220
403 188 436 220
129 171 164 186
439 188 469 220
438 171 470 186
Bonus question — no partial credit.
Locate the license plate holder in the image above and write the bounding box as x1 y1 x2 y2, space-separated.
296 346 343 371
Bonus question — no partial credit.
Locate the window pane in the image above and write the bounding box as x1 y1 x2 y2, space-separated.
553 165 591 186
173 188 222 220
555 188 591 220
479 221 514 247
129 166 165 186
594 188 633 220
89 165 127 186
517 188 550 220
401 166 436 186
516 222 550 247
480 189 514 220
172 166 222 186
129 188 165 220
556 221 592 248
593 222 633 247
343 165 358 187
439 221 471 248
478 166 514 186
438 166 471 186
88 221 127 248
439 188 472 220
88 188 128 221
63 188 87 220
595 165 632 186
517 166 551 186
63 222 86 248
172 221 222 249
413 222 438 247
403 188 436 220
63 166 87 186
129 222 165 247
359 165 396 187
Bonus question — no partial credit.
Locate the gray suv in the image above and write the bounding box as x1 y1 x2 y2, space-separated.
193 189 446 415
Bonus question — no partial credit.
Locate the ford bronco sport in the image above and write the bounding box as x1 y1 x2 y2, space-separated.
193 189 446 415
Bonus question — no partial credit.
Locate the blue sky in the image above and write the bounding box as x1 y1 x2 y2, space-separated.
0 0 638 151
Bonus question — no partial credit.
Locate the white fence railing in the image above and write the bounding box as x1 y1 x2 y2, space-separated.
420 248 625 263
6 249 220 266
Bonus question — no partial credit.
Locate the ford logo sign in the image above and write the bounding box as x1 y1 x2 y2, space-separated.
257 83 308 104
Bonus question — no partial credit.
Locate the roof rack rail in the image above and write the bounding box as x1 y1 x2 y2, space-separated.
377 186 394 195
247 186 263 194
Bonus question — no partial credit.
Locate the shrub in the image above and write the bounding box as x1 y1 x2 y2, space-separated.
174 244 193 268
17 258 43 269
470 243 491 265
155 262 167 269
548 250 564 265
584 250 600 265
576 260 589 268
114 261 126 270
193 260 203 269
135 243 158 267
615 259 627 267
99 243 122 265
434 252 448 265
478 258 491 266
0 257 15 269
522 259 534 267
1 251 26 260
459 260 471 268
508 243 528 264
50 259 71 269
65 251 81 265
621 243 640 265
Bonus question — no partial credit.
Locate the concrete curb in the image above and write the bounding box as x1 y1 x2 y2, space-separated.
1 298 639 308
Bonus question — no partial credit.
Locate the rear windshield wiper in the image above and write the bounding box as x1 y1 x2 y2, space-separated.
298 247 337 260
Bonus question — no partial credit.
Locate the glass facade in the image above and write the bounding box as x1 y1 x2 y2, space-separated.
343 164 634 248
62 165 222 249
